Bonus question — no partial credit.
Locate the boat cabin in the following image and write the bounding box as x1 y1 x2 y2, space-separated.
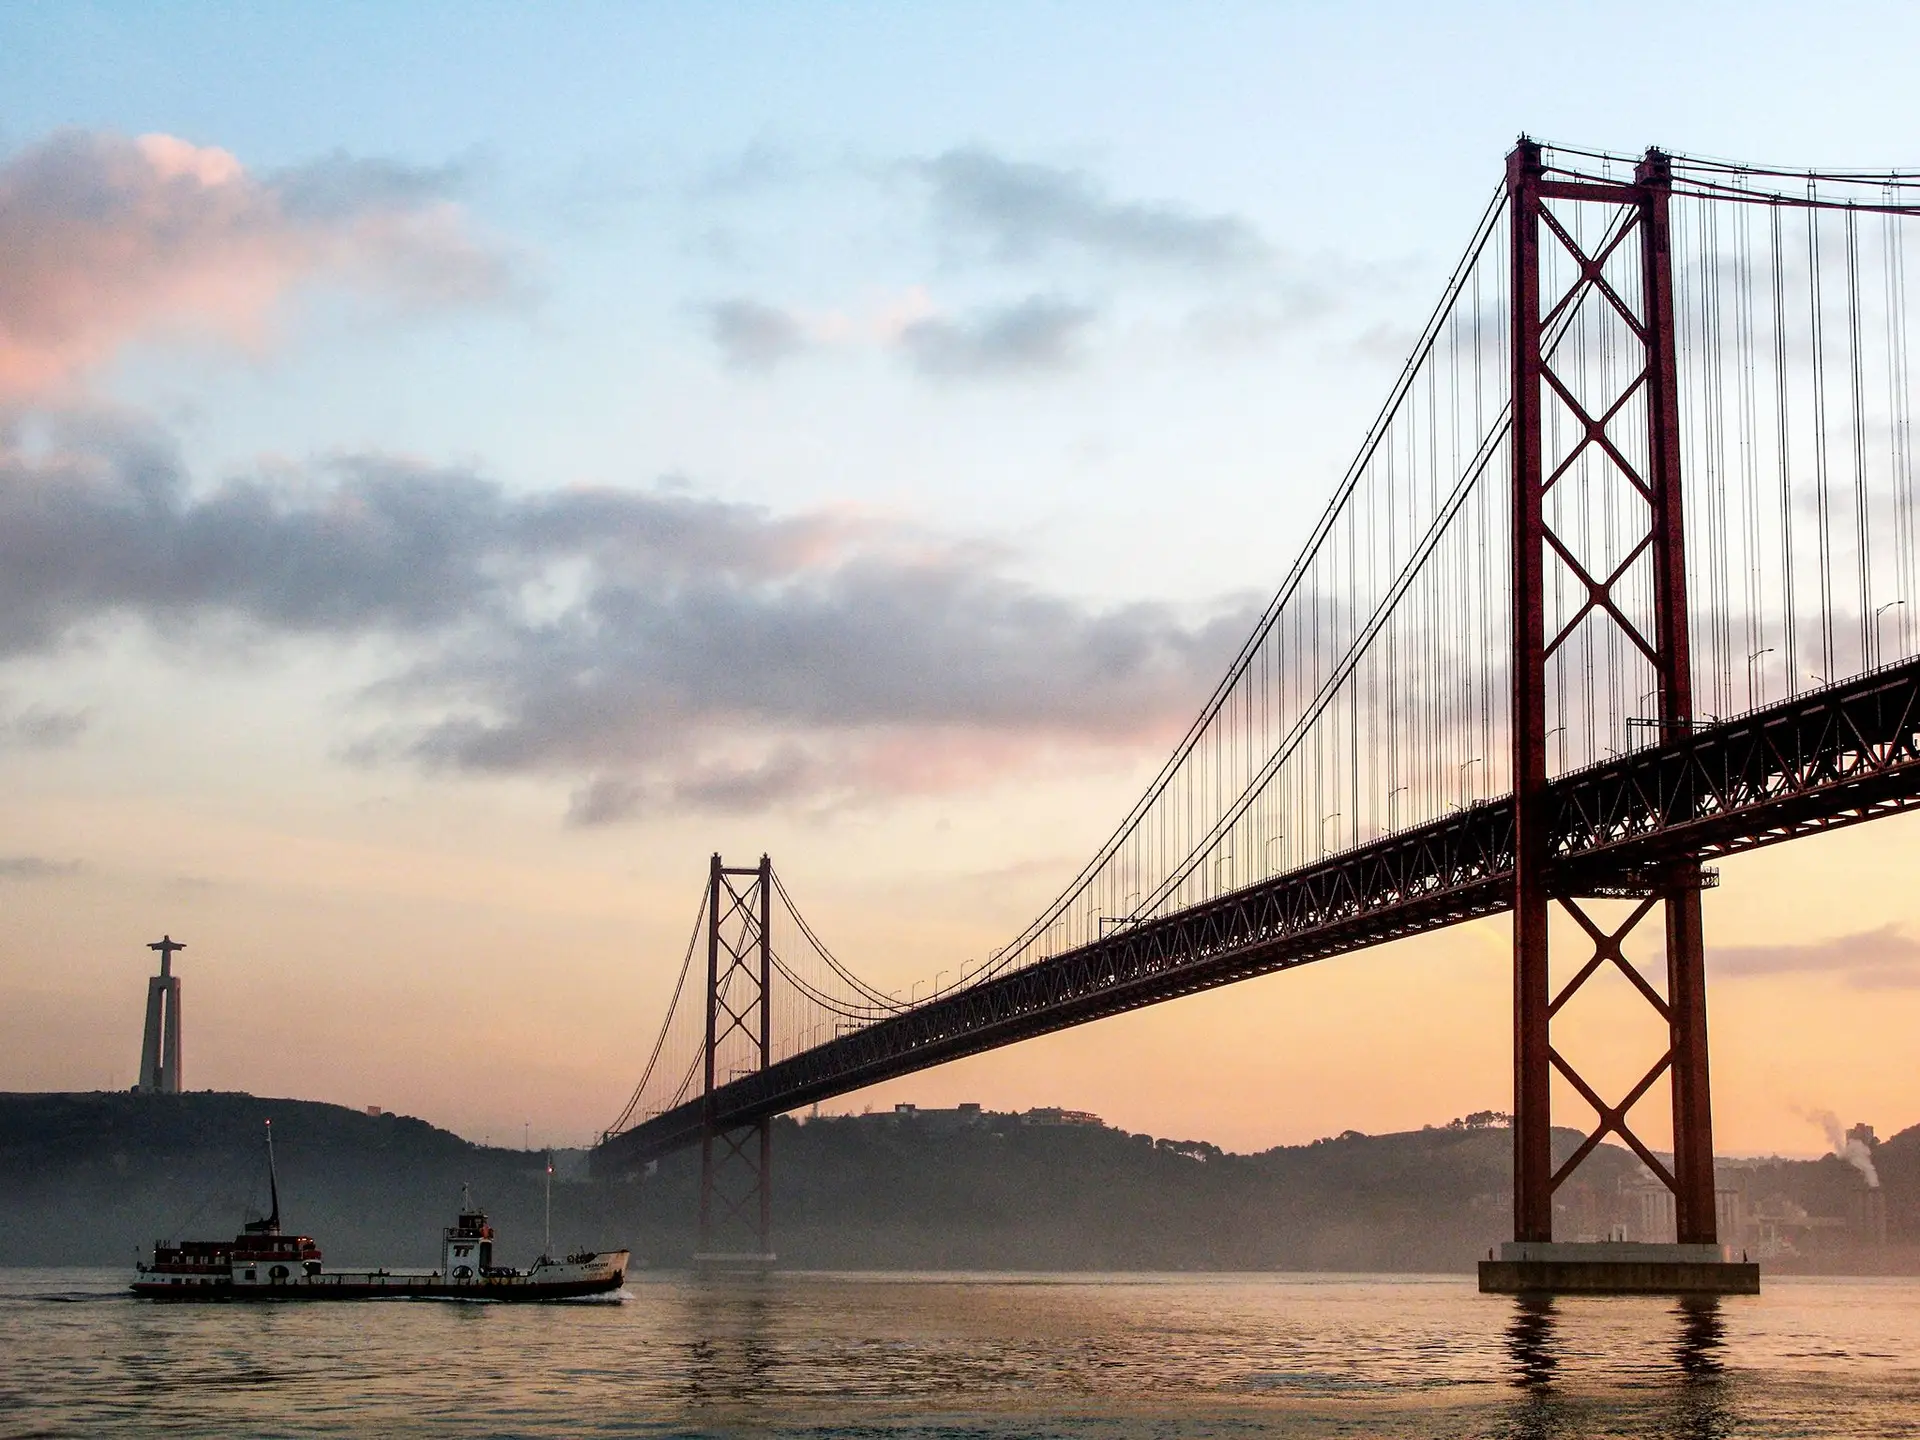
230 1229 323 1287
442 1209 495 1280
142 1228 322 1290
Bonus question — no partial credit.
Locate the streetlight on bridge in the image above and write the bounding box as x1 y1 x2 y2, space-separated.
1747 647 1774 707
1458 757 1482 810
1874 599 1905 668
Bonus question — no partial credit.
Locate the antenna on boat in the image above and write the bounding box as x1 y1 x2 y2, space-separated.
543 1149 553 1264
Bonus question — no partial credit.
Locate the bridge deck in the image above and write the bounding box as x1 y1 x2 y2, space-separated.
598 659 1920 1170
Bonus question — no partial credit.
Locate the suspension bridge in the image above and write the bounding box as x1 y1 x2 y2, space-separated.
596 140 1920 1289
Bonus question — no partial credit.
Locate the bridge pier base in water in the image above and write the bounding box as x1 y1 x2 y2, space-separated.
1479 1242 1758 1295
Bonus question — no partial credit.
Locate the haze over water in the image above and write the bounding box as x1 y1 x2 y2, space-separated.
4 1270 1916 1438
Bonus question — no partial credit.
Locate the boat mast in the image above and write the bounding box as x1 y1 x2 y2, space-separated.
543 1150 553 1263
264 1119 280 1234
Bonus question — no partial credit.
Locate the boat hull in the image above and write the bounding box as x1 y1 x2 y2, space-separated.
132 1252 630 1302
131 1275 624 1301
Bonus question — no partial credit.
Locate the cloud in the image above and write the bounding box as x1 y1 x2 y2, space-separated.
702 298 811 371
692 140 802 198
1342 320 1423 364
0 129 508 399
565 775 648 827
272 151 469 222
898 296 1096 379
386 532 1253 815
0 416 1257 819
0 411 530 649
1712 925 1920 989
915 148 1267 271
0 856 83 880
565 746 821 826
0 699 88 749
698 289 1092 382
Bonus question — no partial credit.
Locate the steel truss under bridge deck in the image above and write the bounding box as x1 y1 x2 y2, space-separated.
599 657 1920 1170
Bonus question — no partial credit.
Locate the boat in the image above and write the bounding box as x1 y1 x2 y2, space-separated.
132 1121 629 1301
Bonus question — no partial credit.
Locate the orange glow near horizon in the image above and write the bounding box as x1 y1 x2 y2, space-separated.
6 681 1917 1165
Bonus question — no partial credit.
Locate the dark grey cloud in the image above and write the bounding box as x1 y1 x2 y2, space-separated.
1712 925 1920 989
898 296 1096 380
0 410 844 650
393 548 1243 754
0 413 1256 820
0 417 503 647
916 149 1268 271
703 298 810 371
0 855 82 879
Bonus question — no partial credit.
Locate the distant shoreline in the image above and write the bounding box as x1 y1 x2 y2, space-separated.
3 1091 1912 1275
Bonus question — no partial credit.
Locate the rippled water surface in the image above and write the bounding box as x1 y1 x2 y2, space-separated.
3 1269 1917 1437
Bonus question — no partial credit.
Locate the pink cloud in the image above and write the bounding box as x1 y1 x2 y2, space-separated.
847 723 1182 798
0 130 506 400
562 719 1201 825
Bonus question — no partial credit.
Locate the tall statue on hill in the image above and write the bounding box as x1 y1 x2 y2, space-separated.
137 936 185 1094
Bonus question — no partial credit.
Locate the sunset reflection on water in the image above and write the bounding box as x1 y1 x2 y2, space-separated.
2 1270 1914 1438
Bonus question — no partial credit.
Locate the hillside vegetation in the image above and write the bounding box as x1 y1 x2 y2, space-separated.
2 1092 1913 1273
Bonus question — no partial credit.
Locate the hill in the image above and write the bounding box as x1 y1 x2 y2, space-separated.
0 1091 571 1267
2 1091 1914 1272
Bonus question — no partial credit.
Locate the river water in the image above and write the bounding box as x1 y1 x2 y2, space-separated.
2 1269 1916 1437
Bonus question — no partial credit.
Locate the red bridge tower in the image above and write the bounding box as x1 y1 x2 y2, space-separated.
1496 140 1744 1291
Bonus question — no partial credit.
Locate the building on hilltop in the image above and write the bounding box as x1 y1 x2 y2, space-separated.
886 1102 988 1132
1024 1107 1104 1128
829 1103 1107 1132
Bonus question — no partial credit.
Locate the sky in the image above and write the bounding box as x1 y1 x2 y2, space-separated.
2 1 1919 1158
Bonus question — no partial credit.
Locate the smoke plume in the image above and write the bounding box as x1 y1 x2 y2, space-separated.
1805 1108 1880 1188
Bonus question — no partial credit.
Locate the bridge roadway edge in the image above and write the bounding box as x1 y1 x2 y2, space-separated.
597 656 1920 1174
